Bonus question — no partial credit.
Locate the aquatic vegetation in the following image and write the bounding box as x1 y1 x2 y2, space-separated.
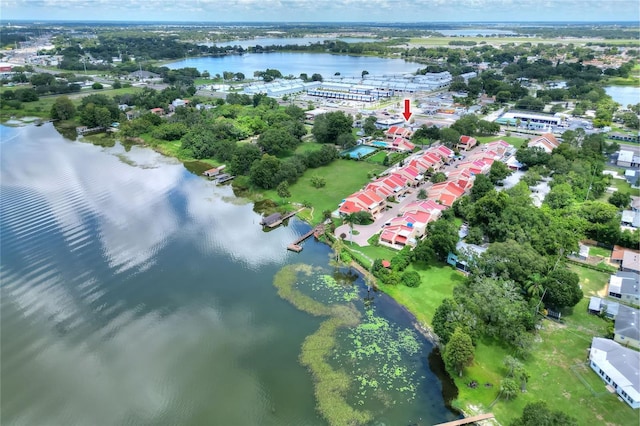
273 264 331 316
273 263 423 425
339 308 421 406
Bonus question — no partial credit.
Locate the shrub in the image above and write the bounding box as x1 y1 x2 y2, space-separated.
401 270 421 288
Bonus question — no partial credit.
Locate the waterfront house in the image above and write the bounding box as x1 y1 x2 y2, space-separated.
589 337 640 409
338 190 386 218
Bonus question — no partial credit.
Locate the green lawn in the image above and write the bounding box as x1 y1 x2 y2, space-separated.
588 245 612 259
366 151 388 164
378 260 465 327
378 259 638 425
450 264 638 426
261 158 386 224
294 141 324 155
476 135 528 148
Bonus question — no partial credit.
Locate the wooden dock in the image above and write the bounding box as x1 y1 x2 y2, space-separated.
287 224 324 253
433 413 495 426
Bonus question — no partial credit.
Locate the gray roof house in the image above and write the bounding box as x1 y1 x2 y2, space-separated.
621 250 640 274
588 297 620 319
589 337 640 409
621 210 640 228
608 271 640 305
614 304 640 350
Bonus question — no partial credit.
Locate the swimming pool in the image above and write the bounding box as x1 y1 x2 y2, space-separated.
371 140 389 148
342 145 377 159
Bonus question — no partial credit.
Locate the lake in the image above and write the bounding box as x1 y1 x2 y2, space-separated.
435 29 517 36
166 52 421 78
605 85 640 107
200 37 377 49
0 123 458 425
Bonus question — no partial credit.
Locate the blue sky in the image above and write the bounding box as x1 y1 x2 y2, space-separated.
2 0 639 22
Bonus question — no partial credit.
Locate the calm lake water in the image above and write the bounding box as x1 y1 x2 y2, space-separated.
605 85 640 107
166 52 421 78
435 29 517 36
200 37 377 49
0 123 457 425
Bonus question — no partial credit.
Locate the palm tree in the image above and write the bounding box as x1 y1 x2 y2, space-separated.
343 212 358 245
525 273 544 299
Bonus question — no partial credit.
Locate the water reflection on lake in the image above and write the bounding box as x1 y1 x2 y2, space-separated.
166 52 421 78
0 123 456 425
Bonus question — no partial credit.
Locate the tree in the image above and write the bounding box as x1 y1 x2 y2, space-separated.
516 146 551 167
489 161 513 184
50 96 75 121
426 218 459 261
343 212 358 245
544 183 575 209
257 127 299 156
443 328 475 377
277 180 291 201
470 174 494 202
439 127 461 147
311 73 323 82
250 154 282 189
312 111 353 144
363 115 377 136
608 191 631 209
430 172 447 183
229 143 262 176
361 70 369 78
542 268 583 309
500 378 519 400
91 82 103 90
401 270 421 288
417 189 427 200
510 401 578 426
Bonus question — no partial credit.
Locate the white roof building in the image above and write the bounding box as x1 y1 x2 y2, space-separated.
589 337 640 409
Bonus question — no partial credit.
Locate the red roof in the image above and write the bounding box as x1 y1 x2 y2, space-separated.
430 181 465 197
438 193 457 207
459 135 474 144
339 200 361 214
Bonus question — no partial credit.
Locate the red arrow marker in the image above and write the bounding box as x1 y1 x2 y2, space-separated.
402 99 412 121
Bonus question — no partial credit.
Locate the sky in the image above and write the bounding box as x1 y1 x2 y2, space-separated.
1 0 639 23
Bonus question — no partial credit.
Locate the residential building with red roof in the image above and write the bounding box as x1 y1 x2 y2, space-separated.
446 168 475 191
338 190 386 218
428 181 466 207
400 199 446 215
528 133 560 153
394 165 422 185
380 224 418 247
385 126 413 141
366 174 409 199
457 135 477 151
392 137 415 152
482 140 512 159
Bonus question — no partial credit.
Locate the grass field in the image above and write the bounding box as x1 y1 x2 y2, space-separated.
476 135 528 148
378 260 465 327
450 263 638 425
259 158 386 224
378 258 639 425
